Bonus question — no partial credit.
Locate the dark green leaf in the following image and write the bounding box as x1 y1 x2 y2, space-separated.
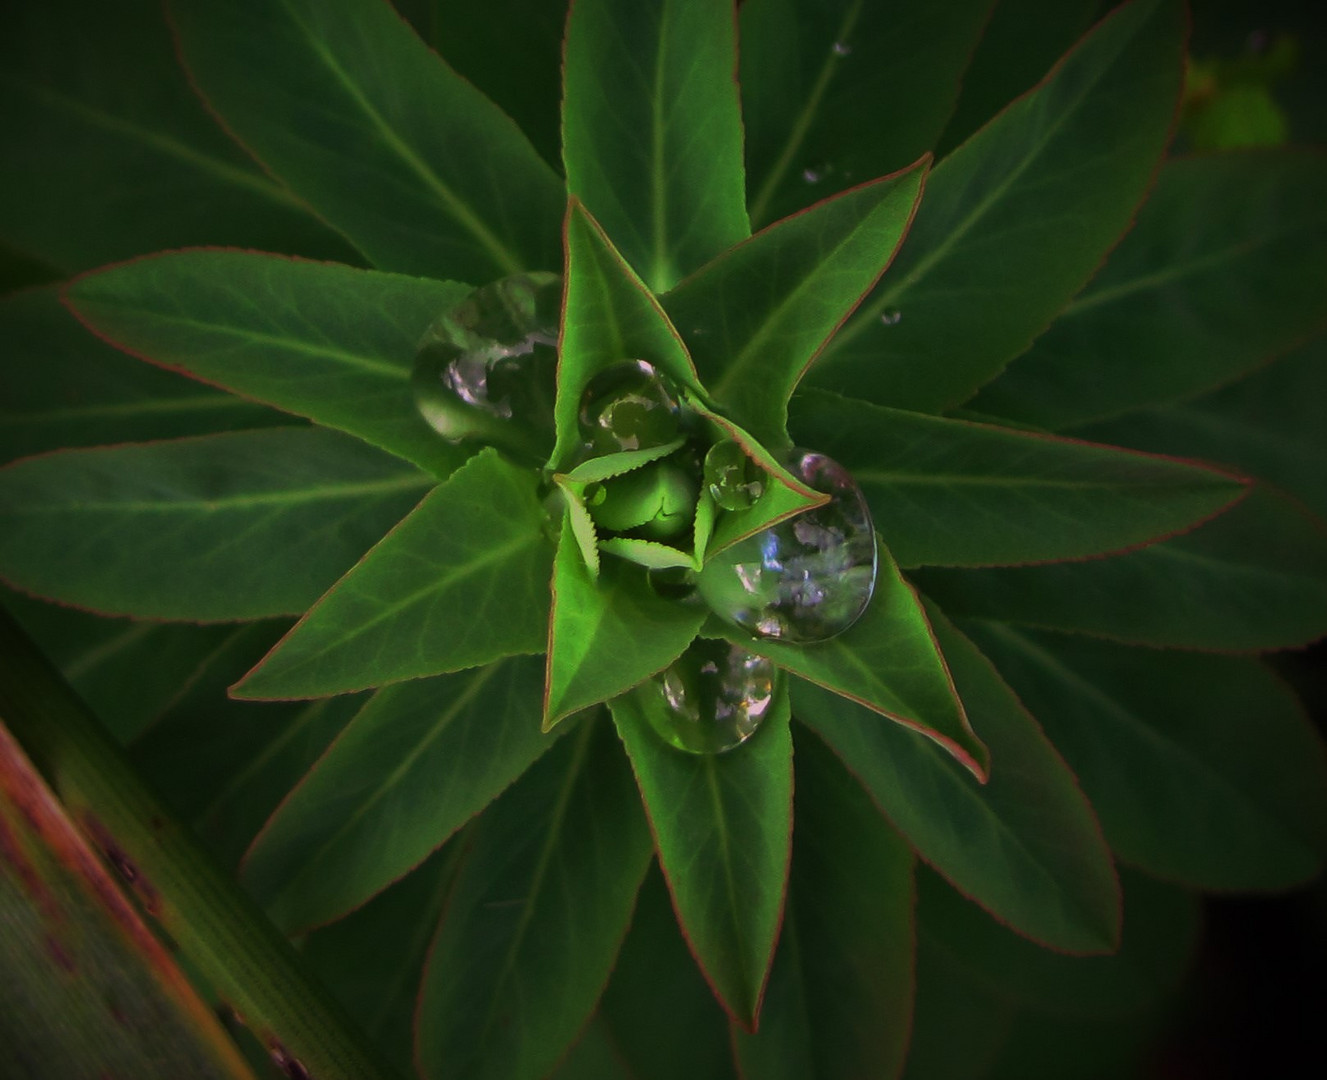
966 624 1327 888
808 0 1186 413
233 449 552 698
718 544 988 777
0 427 432 621
0 0 353 273
796 604 1119 953
789 388 1244 567
545 517 707 727
973 151 1327 428
0 288 283 466
168 0 563 281
1075 333 1327 520
563 0 748 291
733 726 914 1080
915 486 1327 649
242 657 561 932
739 0 990 227
65 250 473 476
662 162 928 449
416 714 653 1080
904 932 1013 1080
549 1018 635 1080
610 681 793 1028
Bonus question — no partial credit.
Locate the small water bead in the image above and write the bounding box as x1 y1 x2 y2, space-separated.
880 310 902 326
832 41 852 56
697 450 877 643
703 440 766 511
578 360 682 455
645 639 775 754
412 273 561 460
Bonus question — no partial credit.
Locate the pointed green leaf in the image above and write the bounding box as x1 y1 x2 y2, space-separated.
973 151 1327 429
598 537 696 571
168 0 563 280
809 0 1186 413
1075 333 1327 521
610 680 793 1028
65 250 473 476
234 449 553 699
416 715 653 1080
966 624 1327 889
713 543 988 778
545 517 706 727
0 428 432 621
739 0 990 227
562 440 687 484
733 726 914 1080
663 161 928 448
242 656 560 932
550 1019 636 1080
0 0 353 273
904 932 1013 1080
563 0 749 291
552 202 702 469
0 287 283 466
914 486 1327 649
796 603 1120 953
789 388 1245 567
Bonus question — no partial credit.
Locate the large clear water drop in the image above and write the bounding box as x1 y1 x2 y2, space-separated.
578 359 682 455
412 272 560 461
697 450 877 643
703 440 766 511
644 639 775 754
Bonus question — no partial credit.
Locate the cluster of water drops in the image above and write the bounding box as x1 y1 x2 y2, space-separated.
413 275 878 755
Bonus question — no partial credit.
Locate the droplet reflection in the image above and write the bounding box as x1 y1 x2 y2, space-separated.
577 359 682 454
645 639 775 754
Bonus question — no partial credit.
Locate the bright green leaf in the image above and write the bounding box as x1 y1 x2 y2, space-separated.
563 0 749 291
809 0 1186 413
789 388 1245 567
0 428 432 621
416 714 653 1080
65 250 473 476
796 603 1120 953
610 678 793 1028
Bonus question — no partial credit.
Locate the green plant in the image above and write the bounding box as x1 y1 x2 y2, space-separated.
2 0 1325 1077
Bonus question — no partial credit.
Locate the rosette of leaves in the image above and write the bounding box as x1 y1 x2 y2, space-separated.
2 0 1326 1077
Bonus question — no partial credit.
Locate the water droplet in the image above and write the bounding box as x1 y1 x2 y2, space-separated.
832 41 852 56
578 359 682 454
703 440 766 511
880 309 902 326
412 273 560 461
645 639 774 754
802 167 823 184
697 450 877 643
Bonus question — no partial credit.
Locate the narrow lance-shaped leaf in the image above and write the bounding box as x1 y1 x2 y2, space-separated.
966 624 1327 889
415 714 654 1080
972 151 1327 428
65 251 473 476
233 448 554 699
808 0 1187 413
563 0 749 291
168 0 563 280
0 428 433 622
662 160 928 449
610 677 793 1029
796 601 1120 954
788 388 1245 568
739 0 991 227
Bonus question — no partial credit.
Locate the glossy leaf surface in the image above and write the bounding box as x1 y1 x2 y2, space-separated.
662 162 927 448
234 449 552 698
0 428 431 621
797 605 1119 953
967 624 1327 889
738 0 991 227
809 0 1185 412
243 657 559 932
66 250 473 476
790 388 1244 567
915 486 1327 649
563 0 748 291
168 0 563 280
973 151 1327 428
416 715 653 1080
610 680 793 1028
733 727 914 1080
